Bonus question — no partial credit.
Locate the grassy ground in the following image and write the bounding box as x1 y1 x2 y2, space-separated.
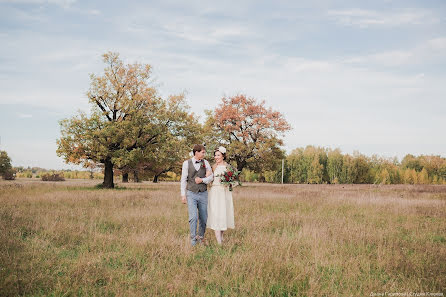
1 179 445 296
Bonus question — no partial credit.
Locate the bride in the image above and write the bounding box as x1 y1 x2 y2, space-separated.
206 146 235 244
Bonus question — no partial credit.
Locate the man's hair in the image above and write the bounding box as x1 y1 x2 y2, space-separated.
192 144 206 155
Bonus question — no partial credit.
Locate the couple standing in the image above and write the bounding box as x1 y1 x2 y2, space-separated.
180 144 235 246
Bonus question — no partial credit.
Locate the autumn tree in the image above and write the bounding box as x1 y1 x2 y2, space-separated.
205 94 291 172
376 168 391 184
57 52 197 188
418 168 429 184
282 147 443 185
403 168 418 184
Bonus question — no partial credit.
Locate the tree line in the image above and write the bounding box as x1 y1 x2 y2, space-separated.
250 146 446 185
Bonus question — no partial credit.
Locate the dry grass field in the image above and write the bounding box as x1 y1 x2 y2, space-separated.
1 179 445 296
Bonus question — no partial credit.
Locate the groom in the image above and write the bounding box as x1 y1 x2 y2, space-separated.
180 144 213 246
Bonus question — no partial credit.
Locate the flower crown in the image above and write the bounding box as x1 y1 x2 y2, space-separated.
217 146 226 154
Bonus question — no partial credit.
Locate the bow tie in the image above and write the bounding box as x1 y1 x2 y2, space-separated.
195 161 201 164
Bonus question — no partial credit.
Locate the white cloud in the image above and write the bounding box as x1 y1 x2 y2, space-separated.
87 9 100 15
343 37 446 67
344 50 414 66
0 0 76 7
427 37 446 50
328 8 439 28
17 113 32 118
158 21 255 46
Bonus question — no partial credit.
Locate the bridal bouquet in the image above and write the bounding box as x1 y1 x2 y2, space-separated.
220 164 242 191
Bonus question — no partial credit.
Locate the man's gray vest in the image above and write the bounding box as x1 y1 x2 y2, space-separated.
186 159 208 193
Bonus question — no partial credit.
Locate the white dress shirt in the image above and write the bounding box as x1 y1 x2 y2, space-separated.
180 157 214 196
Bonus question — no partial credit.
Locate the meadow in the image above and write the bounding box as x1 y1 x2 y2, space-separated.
0 179 445 296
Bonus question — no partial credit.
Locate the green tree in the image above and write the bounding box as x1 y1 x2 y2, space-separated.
327 149 343 184
140 96 203 183
352 152 371 183
287 148 309 183
308 155 323 184
285 146 327 184
340 154 356 184
0 150 15 180
0 150 12 176
401 154 423 171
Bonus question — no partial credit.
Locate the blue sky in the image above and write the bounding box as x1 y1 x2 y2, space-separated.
0 0 445 169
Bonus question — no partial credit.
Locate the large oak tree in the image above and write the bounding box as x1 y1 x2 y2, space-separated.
57 52 198 188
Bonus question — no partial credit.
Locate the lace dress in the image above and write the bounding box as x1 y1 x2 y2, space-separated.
207 164 235 231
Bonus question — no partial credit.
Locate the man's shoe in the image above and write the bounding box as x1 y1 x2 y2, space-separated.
196 235 208 246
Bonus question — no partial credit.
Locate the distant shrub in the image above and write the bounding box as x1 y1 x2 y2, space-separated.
2 169 16 180
41 173 65 181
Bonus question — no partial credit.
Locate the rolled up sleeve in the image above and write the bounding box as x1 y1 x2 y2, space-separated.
202 160 214 184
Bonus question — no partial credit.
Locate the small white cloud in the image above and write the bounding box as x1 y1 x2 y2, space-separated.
343 37 446 68
17 113 32 118
427 37 446 50
87 9 101 16
328 8 438 28
0 0 76 8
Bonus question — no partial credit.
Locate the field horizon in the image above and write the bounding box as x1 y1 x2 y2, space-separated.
1 179 445 296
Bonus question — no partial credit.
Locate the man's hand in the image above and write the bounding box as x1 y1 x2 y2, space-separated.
181 195 187 204
195 177 203 184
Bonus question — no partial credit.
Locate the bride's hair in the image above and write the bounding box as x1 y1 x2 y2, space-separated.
214 149 226 160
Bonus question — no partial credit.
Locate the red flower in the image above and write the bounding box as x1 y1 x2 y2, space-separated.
225 176 230 181
228 171 233 177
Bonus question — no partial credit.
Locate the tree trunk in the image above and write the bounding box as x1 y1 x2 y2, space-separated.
237 161 246 173
133 171 140 183
103 158 114 188
153 174 159 183
122 172 129 183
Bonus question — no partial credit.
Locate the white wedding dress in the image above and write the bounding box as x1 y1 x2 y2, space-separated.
207 164 235 231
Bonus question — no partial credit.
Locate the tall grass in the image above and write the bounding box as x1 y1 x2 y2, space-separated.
1 180 445 296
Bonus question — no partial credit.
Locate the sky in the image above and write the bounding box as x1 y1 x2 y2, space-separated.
0 0 445 169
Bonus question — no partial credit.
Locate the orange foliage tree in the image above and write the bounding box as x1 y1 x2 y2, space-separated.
205 94 291 172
